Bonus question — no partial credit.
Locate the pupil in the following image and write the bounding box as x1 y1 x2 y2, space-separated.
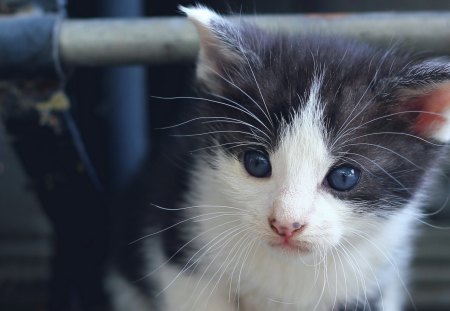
254 158 263 168
341 173 347 184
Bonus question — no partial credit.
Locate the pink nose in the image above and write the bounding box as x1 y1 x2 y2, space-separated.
269 218 305 238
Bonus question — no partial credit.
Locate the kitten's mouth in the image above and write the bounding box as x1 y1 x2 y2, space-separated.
269 240 312 254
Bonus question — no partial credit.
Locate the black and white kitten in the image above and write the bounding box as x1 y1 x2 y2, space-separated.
108 6 450 311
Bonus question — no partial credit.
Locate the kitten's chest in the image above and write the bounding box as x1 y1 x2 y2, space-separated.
226 245 384 311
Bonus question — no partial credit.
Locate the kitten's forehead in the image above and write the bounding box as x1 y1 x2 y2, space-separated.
273 77 332 190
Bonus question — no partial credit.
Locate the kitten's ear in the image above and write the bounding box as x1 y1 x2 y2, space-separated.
180 5 260 92
385 59 450 143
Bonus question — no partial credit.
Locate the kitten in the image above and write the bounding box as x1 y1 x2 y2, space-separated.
108 5 450 311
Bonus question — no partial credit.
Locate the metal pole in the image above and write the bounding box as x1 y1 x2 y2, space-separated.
59 12 450 66
99 0 148 190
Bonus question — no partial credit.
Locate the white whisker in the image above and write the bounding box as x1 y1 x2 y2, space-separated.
156 220 247 296
204 65 273 131
240 48 274 128
340 151 412 195
138 219 243 282
130 211 245 244
342 142 423 171
152 95 271 134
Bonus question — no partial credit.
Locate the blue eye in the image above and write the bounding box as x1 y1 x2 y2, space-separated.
243 150 271 178
326 165 361 191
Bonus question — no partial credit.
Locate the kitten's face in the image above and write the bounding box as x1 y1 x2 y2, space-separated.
182 6 450 256
211 87 346 254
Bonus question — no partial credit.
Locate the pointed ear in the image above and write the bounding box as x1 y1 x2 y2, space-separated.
180 5 261 93
385 59 450 143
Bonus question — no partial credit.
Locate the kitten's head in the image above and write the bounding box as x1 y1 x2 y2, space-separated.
181 6 450 255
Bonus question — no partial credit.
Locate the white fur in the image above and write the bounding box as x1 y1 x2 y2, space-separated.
151 77 418 311
179 5 222 27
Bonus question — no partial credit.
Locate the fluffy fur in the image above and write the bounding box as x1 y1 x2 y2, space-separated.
109 6 450 311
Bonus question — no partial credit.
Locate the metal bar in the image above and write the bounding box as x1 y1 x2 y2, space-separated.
0 15 58 78
59 12 450 66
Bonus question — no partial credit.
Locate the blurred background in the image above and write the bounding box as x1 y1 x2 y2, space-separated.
0 0 449 310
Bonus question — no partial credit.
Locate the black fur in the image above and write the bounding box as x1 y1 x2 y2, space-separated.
191 24 449 214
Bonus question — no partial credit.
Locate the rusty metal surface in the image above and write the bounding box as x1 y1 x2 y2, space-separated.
59 12 450 66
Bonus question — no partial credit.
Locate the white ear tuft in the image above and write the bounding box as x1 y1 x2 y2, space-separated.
179 5 242 93
179 5 223 27
179 5 262 93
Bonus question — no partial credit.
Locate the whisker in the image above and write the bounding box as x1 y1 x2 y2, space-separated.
171 130 270 147
137 219 243 282
189 141 264 153
341 142 424 171
325 246 337 311
403 214 450 230
333 245 349 311
130 211 245 244
204 65 273 131
341 45 398 134
199 230 255 309
206 230 254 305
200 118 272 141
339 156 376 177
335 242 363 310
340 151 412 195
235 236 258 310
156 220 247 297
338 238 370 310
346 228 416 310
331 92 381 150
188 226 253 309
186 224 251 280
332 110 445 151
334 47 394 145
152 95 271 133
158 116 270 142
208 92 272 133
344 236 384 311
149 203 249 213
172 129 265 140
240 48 274 128
312 250 328 311
343 131 444 147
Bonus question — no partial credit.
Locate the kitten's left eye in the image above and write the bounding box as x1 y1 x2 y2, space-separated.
243 150 271 178
326 165 361 191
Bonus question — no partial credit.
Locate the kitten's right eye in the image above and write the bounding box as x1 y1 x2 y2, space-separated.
326 165 361 191
243 150 271 178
